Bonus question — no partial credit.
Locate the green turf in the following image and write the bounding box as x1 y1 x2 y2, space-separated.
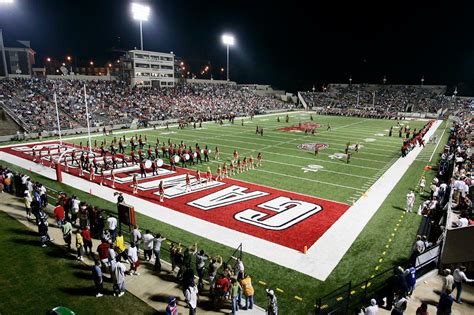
0 211 156 315
0 113 448 314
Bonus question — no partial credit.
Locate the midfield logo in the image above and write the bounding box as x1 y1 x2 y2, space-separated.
297 143 329 151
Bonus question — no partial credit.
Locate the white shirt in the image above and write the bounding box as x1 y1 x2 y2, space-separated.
39 185 46 196
72 199 80 212
107 217 117 230
365 305 378 315
143 233 154 250
457 218 468 228
128 246 138 263
185 285 199 309
406 192 415 204
453 269 474 283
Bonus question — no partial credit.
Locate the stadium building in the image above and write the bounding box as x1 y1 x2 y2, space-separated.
124 49 175 88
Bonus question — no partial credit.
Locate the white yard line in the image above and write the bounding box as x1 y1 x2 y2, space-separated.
429 126 447 162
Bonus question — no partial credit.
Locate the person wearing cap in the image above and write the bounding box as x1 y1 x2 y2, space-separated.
453 266 474 303
166 296 178 315
363 298 378 315
266 288 278 315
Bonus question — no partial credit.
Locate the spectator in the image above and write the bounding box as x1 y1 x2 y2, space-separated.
114 230 127 262
127 242 140 276
364 298 379 315
266 288 278 315
391 291 407 315
416 302 429 315
405 264 417 296
240 273 254 310
453 266 474 303
107 215 117 243
81 226 93 256
185 280 199 315
195 249 209 290
142 229 154 261
131 225 142 250
24 190 32 219
230 277 242 314
53 202 65 227
208 255 223 289
113 260 126 297
92 259 104 298
166 296 178 315
441 269 454 293
62 220 72 250
75 229 84 261
97 239 110 269
152 233 166 272
436 289 453 315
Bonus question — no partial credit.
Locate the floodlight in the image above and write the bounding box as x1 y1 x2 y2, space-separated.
222 34 235 46
131 3 150 21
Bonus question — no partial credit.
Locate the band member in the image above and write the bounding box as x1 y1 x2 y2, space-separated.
346 152 352 164
102 155 109 170
277 116 280 122
257 152 262 167
327 123 331 131
151 159 158 176
94 139 97 149
130 138 136 151
311 128 315 136
185 173 191 192
32 148 36 162
70 150 76 166
110 169 115 188
119 140 125 154
399 128 402 137
345 142 350 155
147 146 153 159
110 143 116 155
285 114 289 123
310 114 313 121
154 145 160 159
260 128 263 136
203 147 209 162
132 174 138 194
161 143 167 158
256 126 259 134
215 147 220 160
241 119 244 126
158 180 164 202
93 156 99 174
131 150 138 165
206 166 212 184
216 164 222 180
229 161 235 176
355 143 359 152
249 156 254 169
139 160 146 178
196 149 202 164
169 156 176 171
389 127 393 137
222 162 228 178
138 148 143 160
315 145 319 156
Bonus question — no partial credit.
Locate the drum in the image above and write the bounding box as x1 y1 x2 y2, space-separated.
173 155 180 163
201 149 204 154
156 159 164 167
193 152 197 158
184 153 190 161
208 149 212 154
144 160 152 169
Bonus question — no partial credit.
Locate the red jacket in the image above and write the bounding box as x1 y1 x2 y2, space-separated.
97 242 110 260
54 205 65 220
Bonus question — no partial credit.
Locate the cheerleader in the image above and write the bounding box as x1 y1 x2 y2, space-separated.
216 164 222 180
89 164 95 181
132 174 138 194
158 180 164 202
78 160 84 177
222 162 228 179
206 166 212 184
215 146 220 160
249 156 254 169
257 152 262 167
110 169 115 188
243 157 248 171
196 170 201 185
229 161 235 176
185 173 191 192
237 159 242 173
100 168 105 186
233 150 239 161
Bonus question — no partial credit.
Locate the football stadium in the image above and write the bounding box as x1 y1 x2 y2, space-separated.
1 1 473 315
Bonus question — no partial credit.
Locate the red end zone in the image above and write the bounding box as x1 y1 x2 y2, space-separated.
1 141 350 252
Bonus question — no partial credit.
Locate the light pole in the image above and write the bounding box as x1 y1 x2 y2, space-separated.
131 3 150 51
221 34 235 81
420 76 424 86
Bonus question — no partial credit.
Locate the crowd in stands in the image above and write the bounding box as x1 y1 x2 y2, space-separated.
0 78 288 133
301 84 474 115
0 165 280 314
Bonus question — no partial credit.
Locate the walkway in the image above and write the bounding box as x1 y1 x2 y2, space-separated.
0 192 265 315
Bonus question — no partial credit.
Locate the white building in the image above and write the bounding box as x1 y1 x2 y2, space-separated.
128 50 174 88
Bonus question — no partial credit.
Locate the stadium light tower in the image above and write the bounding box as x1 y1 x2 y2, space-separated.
221 34 235 81
131 3 150 51
0 0 14 78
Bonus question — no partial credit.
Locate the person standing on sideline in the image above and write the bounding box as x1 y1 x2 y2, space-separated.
406 191 415 213
53 202 65 227
266 289 278 315
185 280 199 315
142 229 154 261
453 266 474 303
405 264 417 296
195 250 209 290
240 273 254 310
62 220 73 250
415 302 428 315
113 260 126 297
127 242 140 276
419 176 426 194
24 190 32 219
115 230 127 262
82 226 93 256
153 233 166 272
92 259 104 298
76 229 84 261
230 277 242 314
131 225 142 250
107 215 117 243
363 298 378 315
392 291 407 315
441 269 454 293
166 296 178 315
437 289 453 314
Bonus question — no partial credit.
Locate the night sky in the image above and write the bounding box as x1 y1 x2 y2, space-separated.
1 0 473 93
